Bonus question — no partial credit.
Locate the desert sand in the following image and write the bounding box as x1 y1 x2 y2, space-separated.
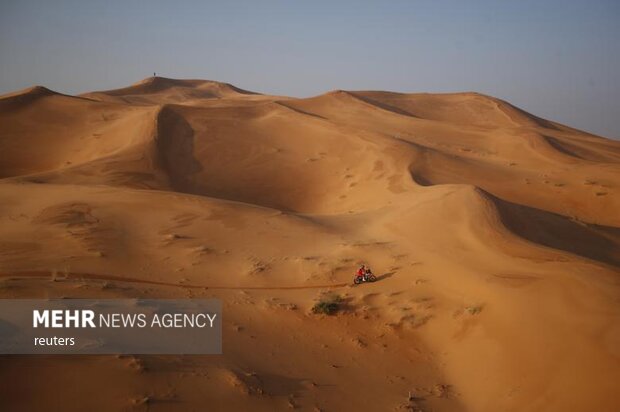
0 77 619 411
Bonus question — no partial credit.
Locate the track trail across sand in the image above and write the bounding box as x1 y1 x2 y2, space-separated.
0 271 350 290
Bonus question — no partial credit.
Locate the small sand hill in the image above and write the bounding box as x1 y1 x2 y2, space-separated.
0 85 58 107
81 76 263 105
0 86 160 181
0 78 619 412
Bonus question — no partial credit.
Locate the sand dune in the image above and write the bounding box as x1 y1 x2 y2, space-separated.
1 77 619 411
81 77 267 106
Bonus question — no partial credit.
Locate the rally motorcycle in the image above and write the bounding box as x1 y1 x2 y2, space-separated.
353 272 377 285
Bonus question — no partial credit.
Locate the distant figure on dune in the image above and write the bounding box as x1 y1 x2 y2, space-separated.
153 72 156 77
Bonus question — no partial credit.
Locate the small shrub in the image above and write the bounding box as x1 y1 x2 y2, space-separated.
465 305 482 315
312 294 342 315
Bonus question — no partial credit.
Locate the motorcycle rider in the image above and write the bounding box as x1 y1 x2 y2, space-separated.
356 264 366 281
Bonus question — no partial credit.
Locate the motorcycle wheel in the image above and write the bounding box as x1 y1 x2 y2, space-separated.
367 275 377 282
353 277 362 285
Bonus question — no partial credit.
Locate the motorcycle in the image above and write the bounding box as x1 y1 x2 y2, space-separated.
353 272 377 285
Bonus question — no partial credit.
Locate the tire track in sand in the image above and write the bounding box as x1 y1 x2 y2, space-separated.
0 270 349 290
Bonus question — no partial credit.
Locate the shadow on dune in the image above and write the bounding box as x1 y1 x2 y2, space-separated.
489 194 620 268
347 91 419 118
376 271 396 281
542 134 620 163
409 164 620 268
542 135 585 160
156 106 203 192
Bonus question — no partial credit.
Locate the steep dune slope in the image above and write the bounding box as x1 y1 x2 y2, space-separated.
1 78 619 412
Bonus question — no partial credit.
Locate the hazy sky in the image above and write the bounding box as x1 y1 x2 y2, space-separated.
1 0 619 138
